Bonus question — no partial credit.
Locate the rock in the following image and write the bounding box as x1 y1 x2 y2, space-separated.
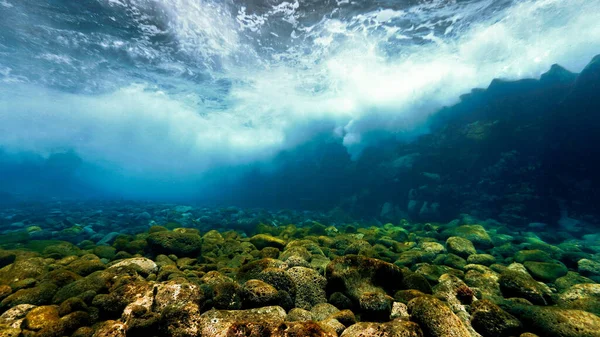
467 254 496 266
578 259 600 278
0 251 17 269
311 303 340 321
327 255 404 302
0 285 11 302
249 234 286 250
197 306 286 336
523 261 568 282
558 283 600 315
0 258 48 285
109 257 158 275
67 255 106 276
23 305 61 332
470 299 522 337
340 321 423 337
498 270 553 305
237 258 288 283
93 246 117 260
408 296 470 337
257 268 297 297
146 231 202 257
52 270 117 304
286 308 313 322
92 320 127 337
97 232 120 246
507 305 600 337
443 225 493 249
320 318 346 335
329 292 353 310
390 302 409 320
154 280 204 312
328 310 357 327
359 292 393 322
0 283 57 308
514 250 552 263
241 279 281 308
160 302 203 337
401 273 433 294
555 272 595 292
286 266 327 310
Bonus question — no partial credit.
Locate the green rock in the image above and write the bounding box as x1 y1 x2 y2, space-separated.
507 305 600 337
249 234 286 250
0 258 48 285
514 250 552 263
408 296 470 337
446 237 477 258
443 225 493 249
0 283 58 308
470 299 522 337
578 259 600 278
442 253 467 270
42 242 81 259
340 321 423 337
93 246 117 260
499 270 553 305
555 272 596 292
523 261 568 282
146 231 202 257
326 255 404 302
467 254 496 266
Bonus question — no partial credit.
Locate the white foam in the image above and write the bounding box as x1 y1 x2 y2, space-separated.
1 0 600 182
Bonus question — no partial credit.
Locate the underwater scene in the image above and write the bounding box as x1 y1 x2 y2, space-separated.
1 0 600 336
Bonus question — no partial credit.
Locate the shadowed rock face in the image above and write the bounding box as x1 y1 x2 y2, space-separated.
326 255 404 301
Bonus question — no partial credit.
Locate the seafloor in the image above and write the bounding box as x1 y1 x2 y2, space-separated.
0 201 599 337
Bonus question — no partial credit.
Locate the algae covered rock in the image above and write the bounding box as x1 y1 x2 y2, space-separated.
249 234 286 250
498 270 553 305
470 299 522 337
446 237 477 258
407 296 470 337
359 291 393 322
146 230 202 257
523 261 568 282
340 320 424 337
326 255 404 302
507 305 600 337
240 279 281 308
108 257 158 275
286 266 327 310
442 225 493 249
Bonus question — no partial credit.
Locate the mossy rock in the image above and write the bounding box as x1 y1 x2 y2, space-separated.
470 299 522 337
442 225 493 249
523 261 568 282
340 320 423 337
499 270 553 305
467 254 496 266
507 305 600 337
42 242 81 259
514 249 553 264
555 272 596 292
446 237 477 258
0 257 48 285
0 231 30 246
408 296 471 337
93 246 117 260
146 231 202 257
326 255 404 302
249 234 286 250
